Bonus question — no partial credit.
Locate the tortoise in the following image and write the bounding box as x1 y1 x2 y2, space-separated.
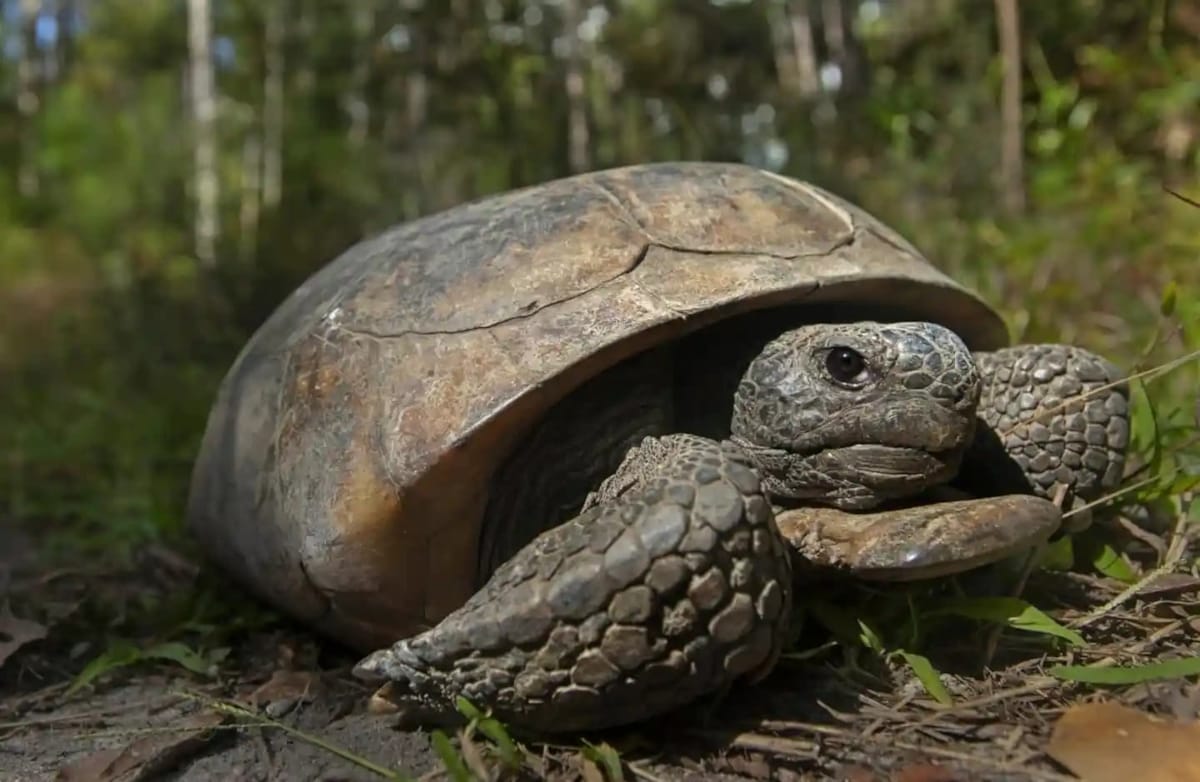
187 162 1129 734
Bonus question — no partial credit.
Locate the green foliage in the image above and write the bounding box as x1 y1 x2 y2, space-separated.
2 1 1197 583
1083 539 1140 583
924 597 1086 646
1049 657 1200 685
580 741 626 782
794 584 1094 705
65 639 227 697
895 650 952 705
454 697 523 772
431 731 473 782
426 699 529 780
45 558 280 698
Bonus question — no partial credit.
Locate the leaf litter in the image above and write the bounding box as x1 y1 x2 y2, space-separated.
1047 701 1200 782
0 603 48 670
6 552 1195 782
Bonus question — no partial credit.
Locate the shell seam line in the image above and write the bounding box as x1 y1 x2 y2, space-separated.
330 231 857 341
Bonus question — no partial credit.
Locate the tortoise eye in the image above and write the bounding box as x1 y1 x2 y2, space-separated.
824 347 869 385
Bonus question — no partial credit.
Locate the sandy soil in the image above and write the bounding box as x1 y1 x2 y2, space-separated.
3 523 1196 782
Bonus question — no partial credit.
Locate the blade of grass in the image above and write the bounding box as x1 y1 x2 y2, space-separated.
1049 657 1200 684
927 597 1085 646
895 650 952 705
177 690 414 781
432 730 472 782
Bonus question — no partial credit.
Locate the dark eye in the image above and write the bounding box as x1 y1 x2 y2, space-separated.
825 347 868 385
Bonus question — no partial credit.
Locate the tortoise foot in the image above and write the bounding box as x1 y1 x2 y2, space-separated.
353 435 793 734
776 493 1062 581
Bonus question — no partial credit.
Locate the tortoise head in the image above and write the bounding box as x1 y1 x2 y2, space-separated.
730 321 982 510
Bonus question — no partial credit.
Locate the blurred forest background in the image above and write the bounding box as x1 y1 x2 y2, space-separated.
3 0 1199 559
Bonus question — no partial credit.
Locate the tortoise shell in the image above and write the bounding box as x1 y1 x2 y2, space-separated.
186 162 1008 650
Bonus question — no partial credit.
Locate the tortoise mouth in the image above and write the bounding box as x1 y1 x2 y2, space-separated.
827 443 960 480
761 442 965 511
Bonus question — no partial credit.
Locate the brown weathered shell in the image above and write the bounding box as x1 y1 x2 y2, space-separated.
186 162 1008 650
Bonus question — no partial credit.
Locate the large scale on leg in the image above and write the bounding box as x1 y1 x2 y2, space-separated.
185 162 1130 734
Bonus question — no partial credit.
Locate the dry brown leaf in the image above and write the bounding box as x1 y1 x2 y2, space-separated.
1047 701 1200 782
579 756 606 782
893 762 963 782
55 711 226 782
458 730 492 781
56 748 128 782
0 602 48 669
367 681 401 714
1135 572 1200 599
836 764 881 782
246 669 319 705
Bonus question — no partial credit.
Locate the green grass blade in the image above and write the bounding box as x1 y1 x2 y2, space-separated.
454 697 483 721
1048 657 1200 684
476 716 521 770
928 597 1085 646
454 697 520 769
65 640 143 696
431 730 473 782
856 618 885 654
896 650 952 705
144 641 217 676
581 740 625 782
1087 541 1138 583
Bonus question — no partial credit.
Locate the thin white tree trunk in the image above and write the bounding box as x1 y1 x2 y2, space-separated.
822 0 845 60
406 71 428 133
17 0 42 199
825 0 866 94
788 0 820 97
994 0 1026 214
188 0 219 268
238 134 261 265
55 0 76 73
262 0 286 209
347 3 373 148
768 0 798 95
562 0 590 173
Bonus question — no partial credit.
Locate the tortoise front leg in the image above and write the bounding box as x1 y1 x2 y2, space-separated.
353 434 792 734
961 344 1130 530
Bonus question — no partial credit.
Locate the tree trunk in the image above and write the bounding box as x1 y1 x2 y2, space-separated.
187 0 219 268
346 2 374 148
238 134 262 265
777 0 825 97
406 71 428 133
262 0 286 210
994 0 1026 214
822 0 845 61
821 0 867 95
55 0 76 72
17 0 42 200
768 0 796 95
562 0 591 173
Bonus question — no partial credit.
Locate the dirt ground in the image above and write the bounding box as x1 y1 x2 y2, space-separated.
3 519 1198 782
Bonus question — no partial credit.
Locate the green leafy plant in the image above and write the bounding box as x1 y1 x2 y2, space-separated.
66 640 228 697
